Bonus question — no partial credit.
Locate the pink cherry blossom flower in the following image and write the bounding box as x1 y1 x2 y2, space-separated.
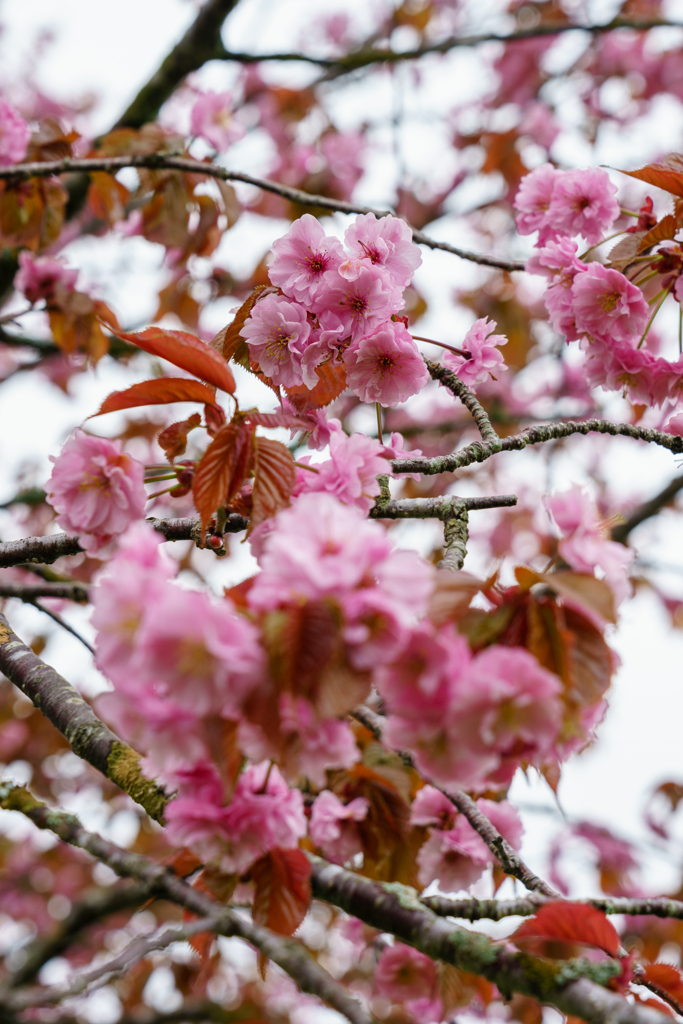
320 131 365 200
513 163 559 242
572 264 649 344
134 585 265 716
376 944 442 1022
278 695 360 785
190 91 244 151
14 252 78 304
410 785 455 828
342 213 422 288
309 790 369 863
46 431 146 556
268 214 345 304
665 412 683 435
343 320 429 406
526 237 585 280
248 493 394 610
548 168 620 245
241 293 317 387
443 317 508 388
312 265 403 343
0 100 30 165
91 522 176 685
293 423 390 512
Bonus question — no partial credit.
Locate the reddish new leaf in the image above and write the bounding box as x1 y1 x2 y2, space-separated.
92 377 216 417
286 359 348 412
192 417 255 534
252 847 311 937
513 902 621 956
158 413 202 462
106 326 235 394
249 436 296 533
617 155 683 198
642 965 683 1012
639 215 678 250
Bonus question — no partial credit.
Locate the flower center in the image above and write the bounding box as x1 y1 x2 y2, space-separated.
266 329 292 361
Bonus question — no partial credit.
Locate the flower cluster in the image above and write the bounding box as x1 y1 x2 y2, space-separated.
442 316 508 388
0 99 30 165
242 213 429 406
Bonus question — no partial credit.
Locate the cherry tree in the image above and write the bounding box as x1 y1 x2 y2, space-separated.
2 2 683 1023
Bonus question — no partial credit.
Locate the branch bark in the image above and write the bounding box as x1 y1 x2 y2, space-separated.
0 782 373 1024
0 514 248 568
0 613 167 822
0 156 525 272
611 474 683 544
0 581 90 602
421 893 683 922
426 358 501 446
390 419 683 476
370 494 517 519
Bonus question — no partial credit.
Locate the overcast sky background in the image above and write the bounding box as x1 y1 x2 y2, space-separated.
2 0 683 924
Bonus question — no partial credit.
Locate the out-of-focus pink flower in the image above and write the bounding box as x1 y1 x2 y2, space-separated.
134 586 265 717
414 792 523 891
666 412 683 435
519 102 560 149
375 944 442 1022
443 317 508 388
190 91 244 151
320 131 365 200
572 264 649 344
0 100 30 164
14 252 78 304
342 213 422 288
514 163 559 242
548 168 620 246
547 486 634 606
248 493 394 610
293 423 390 512
313 266 403 343
269 214 345 304
527 237 585 280
242 293 317 387
344 321 429 406
92 522 176 684
278 695 360 785
46 431 146 556
165 760 306 875
309 790 368 863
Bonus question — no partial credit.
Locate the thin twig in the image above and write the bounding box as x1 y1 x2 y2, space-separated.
0 156 525 272
425 358 501 446
27 599 95 654
612 474 683 544
350 705 558 897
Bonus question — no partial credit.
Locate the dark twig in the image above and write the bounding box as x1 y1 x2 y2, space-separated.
391 419 683 476
0 581 89 602
425 358 501 446
27 599 95 655
213 19 681 74
0 156 525 272
0 613 167 822
0 514 248 568
350 705 558 897
612 474 683 544
0 782 373 1024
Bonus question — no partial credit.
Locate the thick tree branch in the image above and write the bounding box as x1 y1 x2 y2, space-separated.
8 881 151 988
350 705 558 897
0 156 525 272
308 855 668 1024
0 514 248 568
213 18 680 73
370 493 517 519
0 581 90 602
0 782 373 1024
113 0 241 130
612 474 683 545
426 358 501 445
391 419 683 476
0 612 167 822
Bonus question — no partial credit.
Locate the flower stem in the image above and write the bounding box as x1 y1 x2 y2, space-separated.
376 402 383 445
637 284 673 349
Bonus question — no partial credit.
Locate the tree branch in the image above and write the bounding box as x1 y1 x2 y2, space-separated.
390 419 683 476
0 156 525 272
0 612 167 822
350 705 558 897
0 581 90 602
213 18 681 74
0 514 248 568
422 893 683 922
0 782 373 1024
307 855 668 1024
370 493 517 519
8 881 151 988
426 358 501 446
611 474 683 545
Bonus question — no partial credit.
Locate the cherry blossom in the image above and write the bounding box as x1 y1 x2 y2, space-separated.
292 422 391 512
513 162 559 242
572 264 649 344
312 265 403 342
190 91 244 150
375 944 442 1023
344 320 429 405
241 292 317 387
342 212 422 287
46 431 146 556
268 214 345 304
442 317 508 388
309 790 369 863
14 252 78 304
0 99 30 164
547 168 620 245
